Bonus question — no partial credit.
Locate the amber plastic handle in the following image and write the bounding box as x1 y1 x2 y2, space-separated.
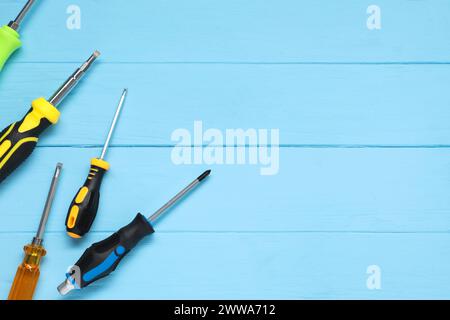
8 244 46 300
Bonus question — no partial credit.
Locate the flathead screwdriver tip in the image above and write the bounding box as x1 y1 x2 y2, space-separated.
198 170 211 181
82 50 100 69
48 50 101 107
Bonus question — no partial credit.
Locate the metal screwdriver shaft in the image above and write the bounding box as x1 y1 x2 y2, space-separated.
0 51 99 184
49 51 100 106
100 89 127 159
65 89 128 238
149 170 211 223
0 0 37 70
8 0 36 31
8 163 63 300
58 170 211 295
33 163 63 245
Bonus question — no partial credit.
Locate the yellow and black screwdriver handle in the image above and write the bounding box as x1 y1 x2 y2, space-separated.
65 158 110 238
0 98 59 183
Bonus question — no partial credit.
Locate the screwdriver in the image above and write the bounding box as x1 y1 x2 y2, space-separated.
65 89 128 239
0 0 36 71
57 170 211 295
0 51 99 184
8 163 62 300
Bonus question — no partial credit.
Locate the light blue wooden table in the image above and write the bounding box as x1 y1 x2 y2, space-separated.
0 0 450 299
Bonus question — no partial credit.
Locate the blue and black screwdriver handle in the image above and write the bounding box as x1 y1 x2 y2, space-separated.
0 51 99 183
65 89 127 239
57 170 211 295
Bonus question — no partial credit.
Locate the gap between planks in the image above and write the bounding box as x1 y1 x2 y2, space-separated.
34 144 450 149
7 61 450 65
1 230 449 235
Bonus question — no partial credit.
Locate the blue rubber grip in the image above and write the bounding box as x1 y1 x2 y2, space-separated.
65 213 155 288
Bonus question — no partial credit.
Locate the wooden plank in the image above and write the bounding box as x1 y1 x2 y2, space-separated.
0 0 448 302
0 232 448 299
1 147 450 233
1 63 450 146
1 0 449 63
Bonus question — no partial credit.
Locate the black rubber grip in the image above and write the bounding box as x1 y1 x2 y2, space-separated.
66 213 155 288
0 108 52 183
65 164 107 237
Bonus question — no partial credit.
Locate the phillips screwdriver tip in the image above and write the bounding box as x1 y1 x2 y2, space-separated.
198 170 211 181
55 163 63 176
93 50 101 58
148 170 212 223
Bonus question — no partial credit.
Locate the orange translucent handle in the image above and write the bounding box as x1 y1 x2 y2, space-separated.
8 244 46 300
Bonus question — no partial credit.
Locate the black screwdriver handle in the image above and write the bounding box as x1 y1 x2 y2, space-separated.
65 158 110 238
65 213 154 288
0 98 59 183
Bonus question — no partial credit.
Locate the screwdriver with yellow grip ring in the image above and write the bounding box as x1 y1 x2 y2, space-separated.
65 89 128 239
0 51 99 184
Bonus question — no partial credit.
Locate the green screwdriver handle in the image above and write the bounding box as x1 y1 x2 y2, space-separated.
0 0 37 70
0 25 21 71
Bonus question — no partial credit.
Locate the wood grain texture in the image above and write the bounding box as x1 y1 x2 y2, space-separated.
0 0 448 300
